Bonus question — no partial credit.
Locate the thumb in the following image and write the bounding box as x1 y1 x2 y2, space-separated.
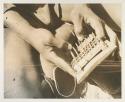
71 11 85 41
88 18 105 39
105 24 117 45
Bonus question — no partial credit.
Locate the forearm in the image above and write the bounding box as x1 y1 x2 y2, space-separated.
60 4 90 22
4 10 45 52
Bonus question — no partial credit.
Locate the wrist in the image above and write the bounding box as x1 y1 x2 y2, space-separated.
29 28 54 53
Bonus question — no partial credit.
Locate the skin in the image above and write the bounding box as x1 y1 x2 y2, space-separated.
4 5 75 98
4 29 43 98
4 4 121 98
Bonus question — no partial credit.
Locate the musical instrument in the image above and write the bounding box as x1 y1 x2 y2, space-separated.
70 32 117 84
52 23 121 97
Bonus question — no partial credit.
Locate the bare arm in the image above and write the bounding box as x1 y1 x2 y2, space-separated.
4 10 76 77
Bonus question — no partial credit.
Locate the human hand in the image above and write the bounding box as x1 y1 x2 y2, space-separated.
70 4 121 57
31 24 76 78
4 8 76 78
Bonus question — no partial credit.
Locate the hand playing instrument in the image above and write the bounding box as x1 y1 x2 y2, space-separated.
52 23 120 97
70 32 117 84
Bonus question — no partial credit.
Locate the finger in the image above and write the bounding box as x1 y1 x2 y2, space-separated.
54 23 77 49
71 11 85 41
105 24 121 57
44 51 76 77
105 24 117 45
55 23 74 41
87 17 105 39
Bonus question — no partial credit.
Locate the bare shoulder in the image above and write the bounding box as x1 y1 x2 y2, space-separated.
4 8 25 29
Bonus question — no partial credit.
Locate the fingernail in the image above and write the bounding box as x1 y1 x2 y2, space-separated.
68 43 72 50
77 34 85 41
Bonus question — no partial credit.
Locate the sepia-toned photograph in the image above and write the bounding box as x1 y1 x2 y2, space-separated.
4 3 121 99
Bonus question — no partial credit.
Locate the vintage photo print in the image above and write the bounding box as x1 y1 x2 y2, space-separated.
4 3 121 99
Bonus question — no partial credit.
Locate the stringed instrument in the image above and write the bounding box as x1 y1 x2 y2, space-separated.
52 24 121 97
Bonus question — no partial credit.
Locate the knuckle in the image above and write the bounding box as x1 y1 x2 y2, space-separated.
75 25 83 34
39 29 54 44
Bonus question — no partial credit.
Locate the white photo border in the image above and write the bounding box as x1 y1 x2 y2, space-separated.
0 0 125 102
